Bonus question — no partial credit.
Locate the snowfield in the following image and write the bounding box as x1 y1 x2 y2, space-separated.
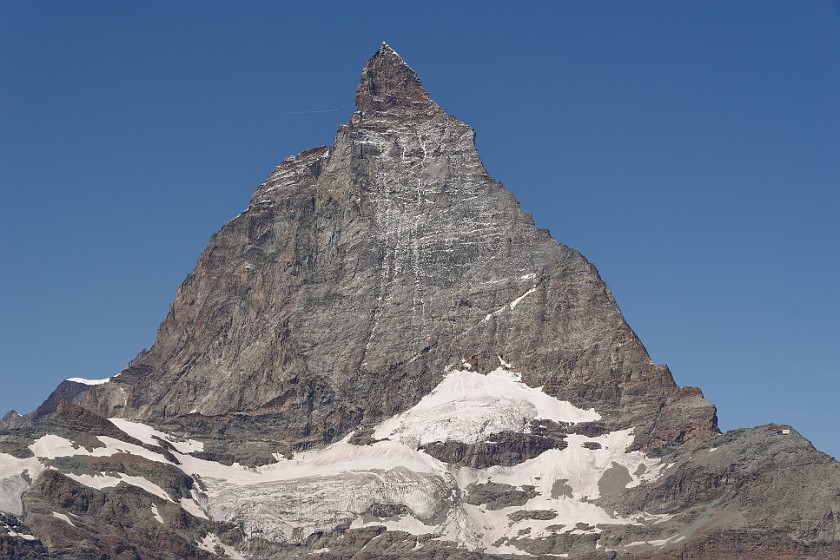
373 366 600 447
1 363 670 554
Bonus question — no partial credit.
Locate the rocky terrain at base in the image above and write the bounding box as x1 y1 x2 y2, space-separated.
2 44 838 559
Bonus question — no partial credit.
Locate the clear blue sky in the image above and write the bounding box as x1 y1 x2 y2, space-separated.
1 1 838 459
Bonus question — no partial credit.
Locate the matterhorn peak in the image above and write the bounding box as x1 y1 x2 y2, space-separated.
354 42 440 116
2 43 839 560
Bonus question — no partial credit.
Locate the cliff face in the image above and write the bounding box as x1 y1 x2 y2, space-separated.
1 44 838 560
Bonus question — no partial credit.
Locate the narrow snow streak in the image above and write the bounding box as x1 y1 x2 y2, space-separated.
5 529 36 541
66 377 111 385
482 285 539 323
509 285 537 310
109 418 204 453
64 473 173 502
51 512 76 526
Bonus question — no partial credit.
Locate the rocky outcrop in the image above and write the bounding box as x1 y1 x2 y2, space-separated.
0 412 31 431
464 482 538 510
422 431 566 468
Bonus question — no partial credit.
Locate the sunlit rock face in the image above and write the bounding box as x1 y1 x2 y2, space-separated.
2 44 839 560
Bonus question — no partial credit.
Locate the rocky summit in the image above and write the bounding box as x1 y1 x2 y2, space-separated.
2 43 839 560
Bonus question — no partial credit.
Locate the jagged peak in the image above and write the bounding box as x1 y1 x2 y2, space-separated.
354 43 439 115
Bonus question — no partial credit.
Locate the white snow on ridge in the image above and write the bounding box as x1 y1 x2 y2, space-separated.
26 433 171 465
109 418 205 453
28 434 92 459
67 377 111 385
373 367 600 447
1 433 175 516
64 472 173 502
623 535 685 548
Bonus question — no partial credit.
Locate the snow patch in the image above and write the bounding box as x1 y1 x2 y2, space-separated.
95 436 170 463
623 534 685 548
66 377 111 385
197 532 246 559
109 418 204 453
482 285 539 322
373 367 599 447
5 529 36 540
51 512 75 526
1 453 44 515
28 435 91 459
151 504 164 524
27 433 169 464
509 285 537 310
181 495 209 519
64 472 173 502
460 429 665 503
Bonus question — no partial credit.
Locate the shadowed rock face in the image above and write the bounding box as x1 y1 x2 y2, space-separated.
2 44 839 560
76 43 716 457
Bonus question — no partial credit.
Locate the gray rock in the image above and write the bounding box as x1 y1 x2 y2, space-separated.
507 509 558 522
464 482 537 510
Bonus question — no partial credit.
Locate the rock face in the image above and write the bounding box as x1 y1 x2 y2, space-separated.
82 43 716 457
1 43 839 559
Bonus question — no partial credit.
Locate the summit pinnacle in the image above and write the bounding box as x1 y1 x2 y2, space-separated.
354 42 439 116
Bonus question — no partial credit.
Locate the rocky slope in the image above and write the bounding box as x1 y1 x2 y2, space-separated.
2 44 838 559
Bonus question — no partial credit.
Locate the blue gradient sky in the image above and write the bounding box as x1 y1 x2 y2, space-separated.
2 1 838 459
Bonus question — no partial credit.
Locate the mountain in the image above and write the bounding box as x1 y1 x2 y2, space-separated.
2 43 839 560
